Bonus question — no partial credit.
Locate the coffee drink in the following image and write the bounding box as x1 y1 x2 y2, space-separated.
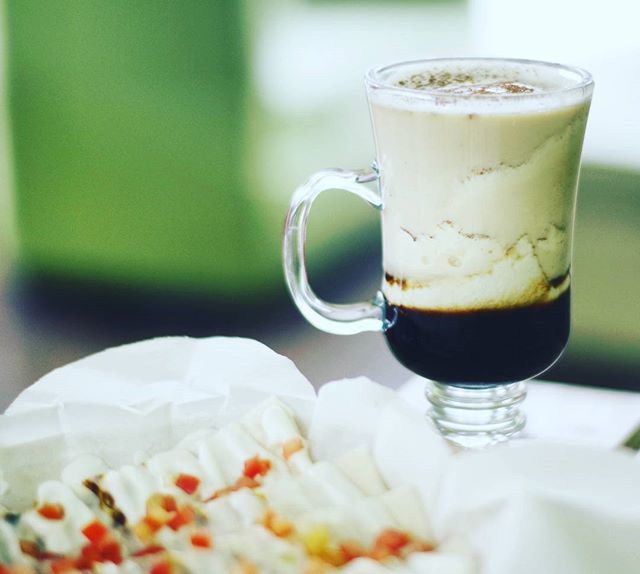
285 58 593 443
368 61 591 384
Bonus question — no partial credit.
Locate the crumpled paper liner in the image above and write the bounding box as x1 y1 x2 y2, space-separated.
0 337 316 509
2 336 639 574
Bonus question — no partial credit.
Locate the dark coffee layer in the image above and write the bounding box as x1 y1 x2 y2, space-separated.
384 289 570 385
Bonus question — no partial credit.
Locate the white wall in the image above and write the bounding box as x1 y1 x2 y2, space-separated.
469 0 640 169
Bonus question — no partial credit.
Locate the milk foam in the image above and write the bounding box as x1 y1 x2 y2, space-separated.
368 61 591 311
386 62 576 93
368 59 592 114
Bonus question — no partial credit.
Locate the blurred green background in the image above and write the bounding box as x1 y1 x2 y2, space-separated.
2 0 378 299
0 0 638 407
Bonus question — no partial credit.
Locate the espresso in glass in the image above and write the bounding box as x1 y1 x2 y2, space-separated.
284 58 593 446
371 63 590 386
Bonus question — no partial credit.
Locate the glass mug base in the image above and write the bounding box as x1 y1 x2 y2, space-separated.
425 381 527 448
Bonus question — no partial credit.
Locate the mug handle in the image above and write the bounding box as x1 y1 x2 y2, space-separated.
283 166 390 335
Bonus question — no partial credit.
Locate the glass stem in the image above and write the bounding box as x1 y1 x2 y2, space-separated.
425 381 526 448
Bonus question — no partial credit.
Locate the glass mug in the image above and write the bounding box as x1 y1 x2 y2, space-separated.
284 58 593 447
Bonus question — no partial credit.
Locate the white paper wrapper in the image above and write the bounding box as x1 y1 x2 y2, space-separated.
1 336 639 573
434 442 640 574
0 337 316 509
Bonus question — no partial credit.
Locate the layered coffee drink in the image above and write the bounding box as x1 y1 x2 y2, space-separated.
368 60 591 384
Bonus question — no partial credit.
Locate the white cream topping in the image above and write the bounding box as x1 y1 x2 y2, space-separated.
61 454 109 501
380 486 434 543
339 557 397 573
260 402 301 445
407 551 476 574
259 403 313 472
100 464 159 524
216 422 287 483
260 474 316 516
192 432 231 493
171 548 232 574
305 461 366 507
223 526 307 574
21 481 94 555
3 398 460 572
203 496 243 534
97 560 144 574
146 449 204 485
335 448 388 497
226 489 266 528
346 498 398 544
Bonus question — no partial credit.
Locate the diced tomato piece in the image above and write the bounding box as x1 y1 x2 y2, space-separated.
370 529 411 560
50 558 76 574
161 495 178 512
167 506 195 531
73 554 93 571
243 456 272 480
190 530 213 549
144 516 163 532
340 541 367 562
282 437 304 460
131 544 165 558
80 542 102 564
376 529 410 552
81 520 108 543
37 503 65 520
99 539 123 565
149 560 172 574
175 473 200 495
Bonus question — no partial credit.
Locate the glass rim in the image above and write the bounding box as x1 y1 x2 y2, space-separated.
365 57 594 101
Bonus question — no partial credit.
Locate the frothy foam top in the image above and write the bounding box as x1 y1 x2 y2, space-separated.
368 59 593 113
397 74 539 96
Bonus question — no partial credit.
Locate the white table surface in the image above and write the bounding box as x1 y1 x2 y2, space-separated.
398 378 640 449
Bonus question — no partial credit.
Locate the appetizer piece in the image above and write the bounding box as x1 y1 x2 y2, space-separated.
0 399 472 573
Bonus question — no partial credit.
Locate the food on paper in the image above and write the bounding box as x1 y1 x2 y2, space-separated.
3 338 640 574
0 398 472 574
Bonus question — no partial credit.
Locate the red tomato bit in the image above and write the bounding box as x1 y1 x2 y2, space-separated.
243 456 272 480
149 559 173 574
82 520 108 543
99 538 123 565
190 530 213 549
175 473 200 495
37 503 65 521
50 559 76 574
370 529 411 560
167 506 196 531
